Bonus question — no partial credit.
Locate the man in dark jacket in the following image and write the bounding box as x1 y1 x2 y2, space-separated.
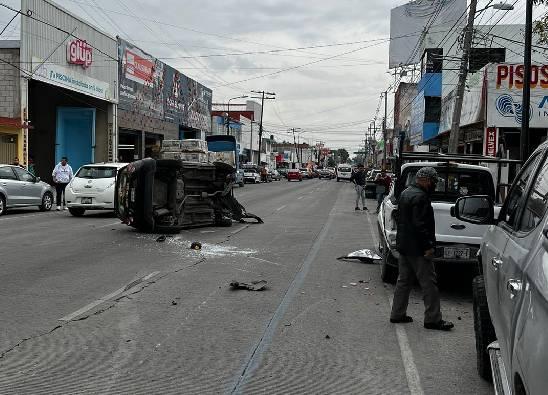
349 164 368 211
390 166 454 331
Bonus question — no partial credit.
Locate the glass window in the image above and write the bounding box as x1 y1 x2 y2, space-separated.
76 166 118 179
403 167 495 202
12 167 35 182
519 157 548 232
0 167 17 180
501 154 542 229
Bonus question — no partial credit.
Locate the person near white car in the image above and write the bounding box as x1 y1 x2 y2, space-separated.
349 163 368 211
390 167 454 331
52 156 73 211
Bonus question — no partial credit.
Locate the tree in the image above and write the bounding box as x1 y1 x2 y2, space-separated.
334 148 349 163
534 1 548 43
327 156 336 167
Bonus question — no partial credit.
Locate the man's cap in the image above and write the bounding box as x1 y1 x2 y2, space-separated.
416 166 439 181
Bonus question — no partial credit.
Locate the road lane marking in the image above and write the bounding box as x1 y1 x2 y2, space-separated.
275 205 287 211
231 188 339 394
248 256 282 266
297 196 304 200
365 213 424 395
230 225 250 236
58 271 160 322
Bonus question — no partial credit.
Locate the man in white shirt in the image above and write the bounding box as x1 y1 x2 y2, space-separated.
51 156 73 210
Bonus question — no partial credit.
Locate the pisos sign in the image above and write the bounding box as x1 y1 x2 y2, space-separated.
487 63 548 128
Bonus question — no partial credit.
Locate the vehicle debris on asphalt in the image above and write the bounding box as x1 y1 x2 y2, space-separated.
229 280 267 291
337 249 381 263
190 241 202 250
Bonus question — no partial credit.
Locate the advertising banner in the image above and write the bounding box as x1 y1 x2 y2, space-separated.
484 127 498 157
409 90 425 145
32 57 112 101
389 0 466 68
118 38 212 133
487 63 548 128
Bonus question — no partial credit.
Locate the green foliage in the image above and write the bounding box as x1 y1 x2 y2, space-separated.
327 156 336 167
533 1 548 44
334 148 350 163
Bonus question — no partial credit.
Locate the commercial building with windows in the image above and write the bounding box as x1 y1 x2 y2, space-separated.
117 38 212 162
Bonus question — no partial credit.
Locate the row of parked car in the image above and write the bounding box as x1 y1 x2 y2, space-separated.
377 149 548 394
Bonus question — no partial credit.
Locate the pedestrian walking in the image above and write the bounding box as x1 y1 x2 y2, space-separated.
390 166 453 331
52 156 73 211
375 170 391 213
349 163 367 211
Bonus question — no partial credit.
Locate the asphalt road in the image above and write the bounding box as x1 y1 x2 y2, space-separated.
0 179 492 394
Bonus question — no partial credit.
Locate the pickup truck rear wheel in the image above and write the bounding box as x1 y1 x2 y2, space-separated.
472 275 496 382
380 239 398 284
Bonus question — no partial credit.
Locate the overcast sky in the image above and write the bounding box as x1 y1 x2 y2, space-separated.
0 0 533 153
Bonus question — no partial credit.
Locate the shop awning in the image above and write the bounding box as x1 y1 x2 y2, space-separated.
0 117 33 129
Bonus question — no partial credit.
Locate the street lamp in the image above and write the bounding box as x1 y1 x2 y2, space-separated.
226 95 248 135
476 2 514 14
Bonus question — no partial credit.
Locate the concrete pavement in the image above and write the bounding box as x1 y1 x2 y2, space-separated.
0 179 492 394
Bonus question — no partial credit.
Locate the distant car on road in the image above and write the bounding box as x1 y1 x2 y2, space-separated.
243 168 261 184
317 168 333 179
287 169 303 181
270 169 282 181
336 164 352 182
0 164 54 215
299 168 310 179
65 162 128 216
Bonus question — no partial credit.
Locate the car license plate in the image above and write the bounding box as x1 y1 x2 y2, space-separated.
443 247 470 259
81 197 92 204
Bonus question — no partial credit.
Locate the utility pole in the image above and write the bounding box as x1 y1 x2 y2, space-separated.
448 0 478 153
251 90 275 166
521 0 533 162
383 91 388 168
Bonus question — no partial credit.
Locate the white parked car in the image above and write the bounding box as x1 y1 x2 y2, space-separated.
65 162 128 216
243 168 261 184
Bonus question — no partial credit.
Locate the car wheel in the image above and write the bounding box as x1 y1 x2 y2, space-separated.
337 178 340 182
472 275 496 382
69 207 86 217
0 194 5 216
39 192 53 211
380 238 398 284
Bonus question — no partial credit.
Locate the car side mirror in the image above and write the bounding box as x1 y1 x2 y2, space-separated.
35 177 41 183
453 196 495 225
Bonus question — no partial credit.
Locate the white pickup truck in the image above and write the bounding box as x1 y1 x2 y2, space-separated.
377 159 503 283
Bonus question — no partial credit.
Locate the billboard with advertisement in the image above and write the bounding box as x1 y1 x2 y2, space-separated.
487 63 548 128
118 38 212 133
409 90 425 145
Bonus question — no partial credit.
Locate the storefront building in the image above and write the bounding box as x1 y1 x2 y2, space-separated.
118 39 212 162
18 0 118 181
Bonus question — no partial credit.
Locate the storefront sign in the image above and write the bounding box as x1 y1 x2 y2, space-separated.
67 39 92 69
33 57 111 101
484 127 497 157
487 63 548 128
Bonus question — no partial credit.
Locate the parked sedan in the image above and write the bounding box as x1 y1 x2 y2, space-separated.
0 164 54 215
243 168 261 184
270 169 282 181
287 169 303 181
65 162 127 216
235 169 245 187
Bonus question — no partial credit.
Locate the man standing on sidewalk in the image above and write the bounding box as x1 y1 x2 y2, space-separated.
390 166 453 331
349 163 367 211
52 156 73 211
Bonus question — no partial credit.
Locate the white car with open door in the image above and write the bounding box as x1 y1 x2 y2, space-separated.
65 162 127 216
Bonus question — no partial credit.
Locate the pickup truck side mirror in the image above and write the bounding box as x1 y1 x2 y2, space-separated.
452 195 495 225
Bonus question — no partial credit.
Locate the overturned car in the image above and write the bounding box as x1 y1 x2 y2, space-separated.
115 136 262 232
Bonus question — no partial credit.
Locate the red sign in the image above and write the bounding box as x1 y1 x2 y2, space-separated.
485 127 497 157
124 49 154 86
496 64 548 90
67 39 93 68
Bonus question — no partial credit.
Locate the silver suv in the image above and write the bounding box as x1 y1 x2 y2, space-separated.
454 142 548 394
0 165 54 215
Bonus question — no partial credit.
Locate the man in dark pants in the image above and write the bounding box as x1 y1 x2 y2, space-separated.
349 164 368 211
390 166 453 331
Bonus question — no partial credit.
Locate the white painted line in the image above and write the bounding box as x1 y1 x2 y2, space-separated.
248 256 282 266
230 225 249 236
276 205 287 211
58 271 160 322
297 196 304 200
365 214 424 395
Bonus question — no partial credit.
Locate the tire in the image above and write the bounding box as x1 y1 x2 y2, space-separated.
472 275 496 382
39 192 53 211
0 194 5 216
69 207 86 217
337 178 340 182
380 237 399 284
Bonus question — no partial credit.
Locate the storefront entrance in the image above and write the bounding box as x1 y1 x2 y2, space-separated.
56 107 95 172
118 129 141 162
0 133 17 164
